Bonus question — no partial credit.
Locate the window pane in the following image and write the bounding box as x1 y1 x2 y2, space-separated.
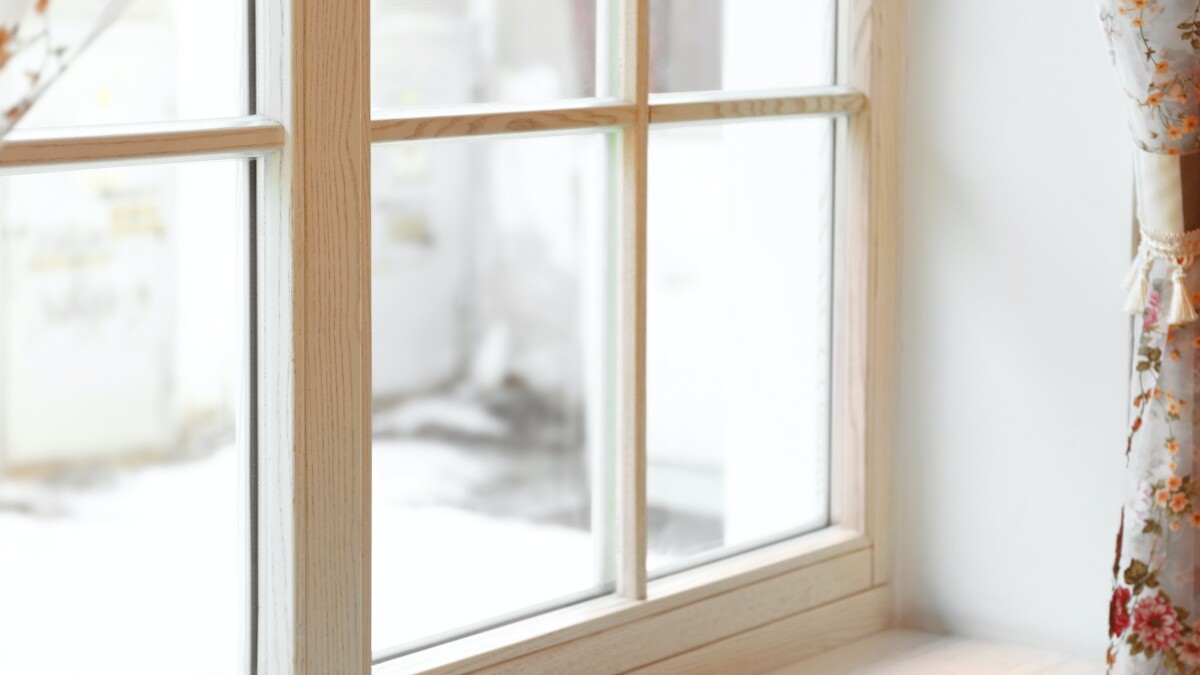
647 118 833 572
0 160 248 674
371 0 603 110
371 133 613 654
650 0 836 93
11 0 246 129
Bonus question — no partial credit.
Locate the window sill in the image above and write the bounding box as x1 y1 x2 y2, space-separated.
774 630 1093 674
374 525 880 674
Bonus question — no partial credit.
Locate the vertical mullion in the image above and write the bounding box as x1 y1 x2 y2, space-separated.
616 0 649 601
257 0 371 672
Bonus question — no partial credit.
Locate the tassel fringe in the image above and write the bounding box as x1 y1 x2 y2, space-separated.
1125 258 1150 315
1123 247 1145 291
1123 227 1200 325
1169 264 1199 325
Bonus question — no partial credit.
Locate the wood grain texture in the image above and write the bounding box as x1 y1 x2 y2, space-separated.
371 102 636 142
292 0 371 669
615 0 650 603
257 0 370 672
477 551 872 674
0 116 284 168
845 0 906 588
649 88 865 125
376 530 869 675
631 586 892 675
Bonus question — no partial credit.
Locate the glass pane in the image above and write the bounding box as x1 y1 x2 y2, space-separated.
650 0 836 93
0 160 248 674
371 0 603 110
10 0 246 129
371 133 613 653
647 118 833 572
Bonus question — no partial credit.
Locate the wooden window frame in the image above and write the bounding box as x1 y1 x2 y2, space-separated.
0 0 904 672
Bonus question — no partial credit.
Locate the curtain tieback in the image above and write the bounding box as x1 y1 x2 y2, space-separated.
1125 227 1200 325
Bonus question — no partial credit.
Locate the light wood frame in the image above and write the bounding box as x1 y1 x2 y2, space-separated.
0 0 904 671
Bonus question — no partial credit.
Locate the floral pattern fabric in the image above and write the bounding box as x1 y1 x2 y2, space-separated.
1101 0 1200 155
1111 260 1200 673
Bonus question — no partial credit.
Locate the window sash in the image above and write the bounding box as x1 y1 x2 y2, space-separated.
0 0 903 670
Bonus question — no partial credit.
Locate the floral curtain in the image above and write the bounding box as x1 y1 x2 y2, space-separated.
1102 1 1200 672
0 0 129 138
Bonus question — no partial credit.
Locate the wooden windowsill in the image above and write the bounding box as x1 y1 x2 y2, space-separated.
773 630 1096 674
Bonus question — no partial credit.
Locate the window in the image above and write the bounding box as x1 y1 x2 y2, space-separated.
646 118 834 574
0 0 902 672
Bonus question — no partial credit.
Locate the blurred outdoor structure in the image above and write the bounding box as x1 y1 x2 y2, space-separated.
0 0 835 672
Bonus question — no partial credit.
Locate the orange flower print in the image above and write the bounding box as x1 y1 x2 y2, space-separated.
1192 334 1200 349
1169 401 1183 416
1168 438 1182 455
1190 512 1200 528
1133 0 1148 9
1169 475 1183 490
1168 126 1184 141
1169 147 1182 156
36 0 49 12
1133 16 1145 26
1158 60 1171 74
1148 91 1165 107
1171 348 1183 360
1171 493 1188 513
1158 488 1173 505
1172 519 1183 531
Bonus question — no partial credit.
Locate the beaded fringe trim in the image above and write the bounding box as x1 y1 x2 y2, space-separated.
1124 227 1200 325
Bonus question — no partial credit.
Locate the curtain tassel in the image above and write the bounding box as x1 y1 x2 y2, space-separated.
1169 262 1199 325
1124 252 1151 315
1123 246 1146 290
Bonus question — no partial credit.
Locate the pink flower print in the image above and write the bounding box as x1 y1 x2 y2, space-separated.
1180 631 1200 668
1133 594 1181 651
1146 287 1162 331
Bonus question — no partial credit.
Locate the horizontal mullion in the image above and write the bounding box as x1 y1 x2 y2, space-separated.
371 100 638 142
650 86 865 125
0 116 284 168
368 89 865 143
0 89 865 166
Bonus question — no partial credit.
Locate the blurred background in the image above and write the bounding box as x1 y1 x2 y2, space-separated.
0 0 835 671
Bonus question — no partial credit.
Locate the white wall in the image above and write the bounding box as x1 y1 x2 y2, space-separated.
896 0 1134 660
